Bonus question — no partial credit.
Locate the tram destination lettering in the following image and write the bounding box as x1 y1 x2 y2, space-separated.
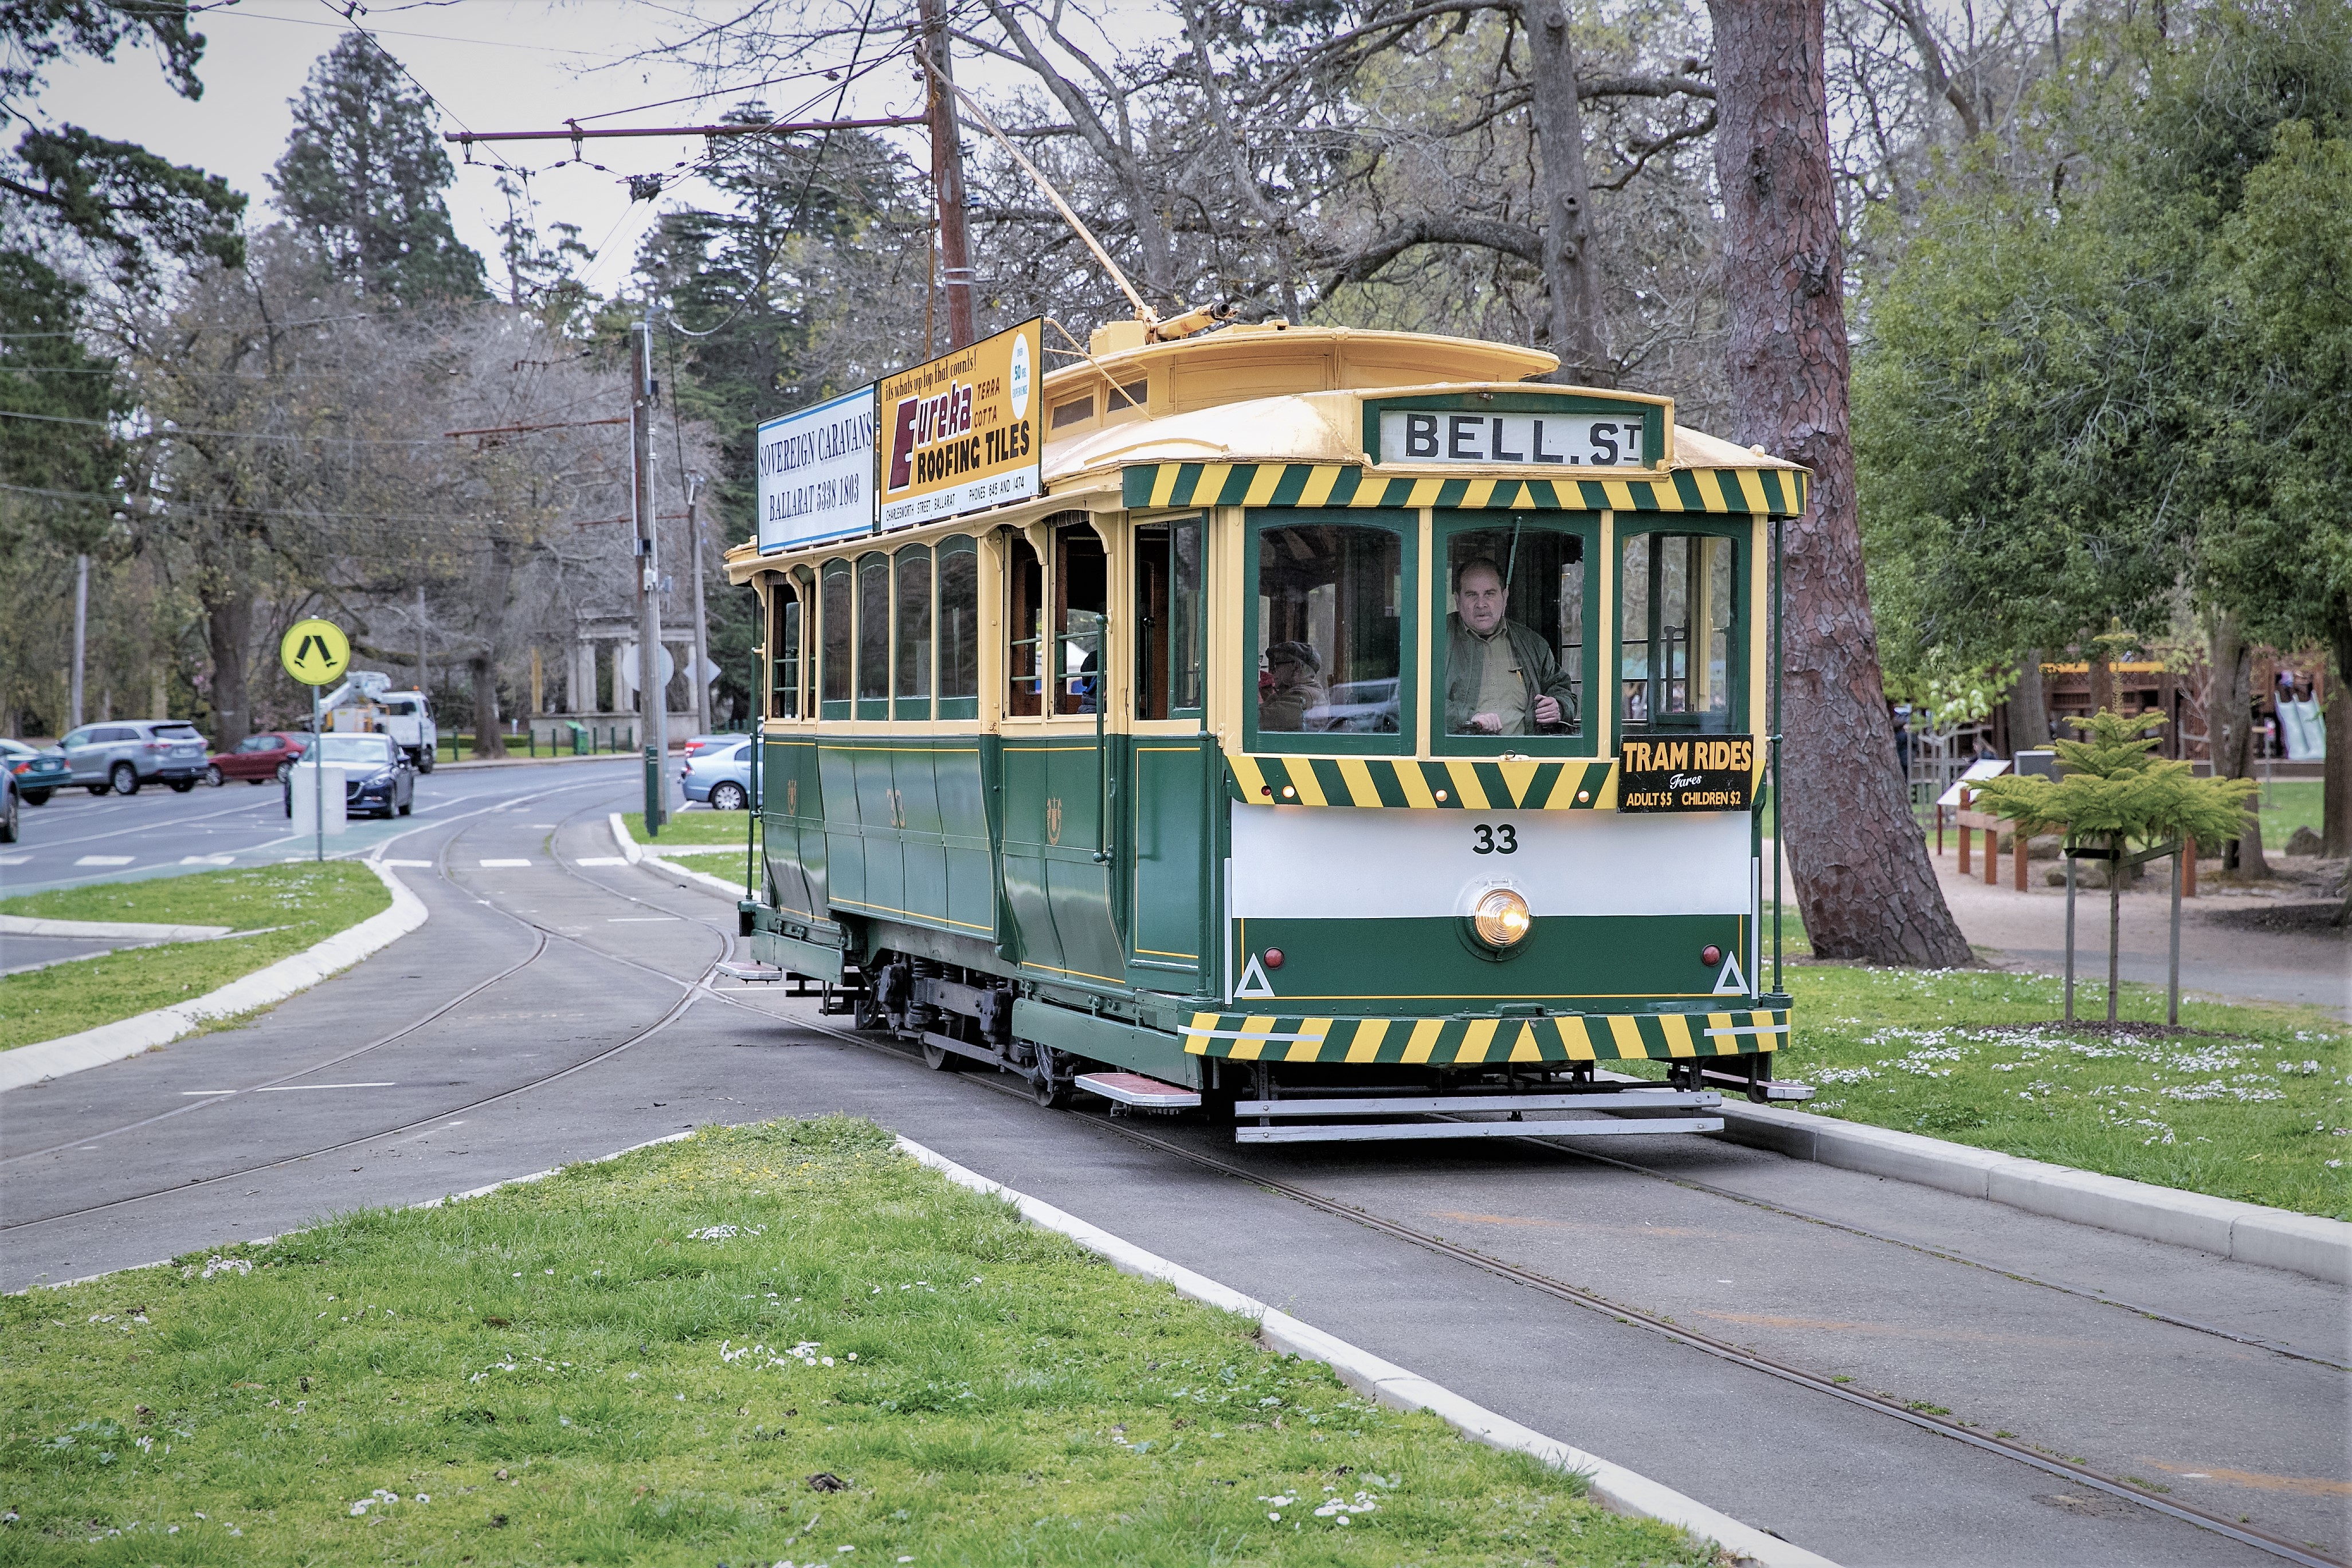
1616 736 1756 813
756 387 877 552
1379 410 1644 467
877 318 1042 530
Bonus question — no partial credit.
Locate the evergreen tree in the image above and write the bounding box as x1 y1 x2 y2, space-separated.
272 32 484 304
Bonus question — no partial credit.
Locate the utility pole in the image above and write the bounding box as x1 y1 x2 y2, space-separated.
70 553 88 730
920 0 976 348
632 314 668 832
415 585 429 698
685 472 712 736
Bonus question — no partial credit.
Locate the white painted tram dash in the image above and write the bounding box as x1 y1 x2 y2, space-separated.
255 1082 397 1092
573 855 629 867
76 855 135 867
477 858 532 868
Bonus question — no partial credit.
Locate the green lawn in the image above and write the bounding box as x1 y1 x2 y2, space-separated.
629 809 752 846
1774 968 2349 1217
0 864 390 1050
2252 778 2323 849
0 1118 1704 1567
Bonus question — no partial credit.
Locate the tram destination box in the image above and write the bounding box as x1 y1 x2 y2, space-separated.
1616 735 1757 812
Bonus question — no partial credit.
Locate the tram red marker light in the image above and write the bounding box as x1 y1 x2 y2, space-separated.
1701 945 1722 966
1261 785 1273 797
1263 948 1284 969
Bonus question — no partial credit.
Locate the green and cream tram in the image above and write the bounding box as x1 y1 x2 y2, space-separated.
727 318 1805 1142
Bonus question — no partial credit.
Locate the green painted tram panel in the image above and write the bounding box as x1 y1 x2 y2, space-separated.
1129 736 1217 978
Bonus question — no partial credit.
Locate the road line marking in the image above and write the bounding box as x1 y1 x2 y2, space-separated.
478 858 532 867
382 858 433 867
573 855 629 867
75 855 135 866
180 1089 236 1096
179 854 235 865
0 854 27 865
254 1082 397 1092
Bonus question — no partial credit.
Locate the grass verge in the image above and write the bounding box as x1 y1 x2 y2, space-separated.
0 863 390 1052
1745 968 2349 1218
2252 778 2322 849
0 1118 1706 1566
630 809 753 846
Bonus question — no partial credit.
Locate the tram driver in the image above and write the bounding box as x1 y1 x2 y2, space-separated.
1448 556 1578 736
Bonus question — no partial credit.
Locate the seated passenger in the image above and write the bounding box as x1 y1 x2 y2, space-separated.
1446 557 1577 735
1257 641 1326 732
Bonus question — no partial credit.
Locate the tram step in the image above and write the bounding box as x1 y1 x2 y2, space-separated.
1237 1115 1727 1144
1236 1088 1719 1116
1076 1071 1202 1109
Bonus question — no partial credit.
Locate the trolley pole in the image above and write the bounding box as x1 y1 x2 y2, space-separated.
920 0 976 349
632 315 668 836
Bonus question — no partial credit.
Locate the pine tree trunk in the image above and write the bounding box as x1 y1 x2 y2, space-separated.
2006 650 2048 754
1707 0 1970 967
1523 0 1610 386
2322 635 2349 859
2209 611 2269 876
2088 646 2114 719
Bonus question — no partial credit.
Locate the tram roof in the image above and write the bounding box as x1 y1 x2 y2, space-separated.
728 324 1808 578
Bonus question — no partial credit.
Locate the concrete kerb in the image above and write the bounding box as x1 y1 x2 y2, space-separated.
895 1134 1838 1568
0 915 233 942
1711 1101 2351 1286
0 861 427 1093
608 812 751 900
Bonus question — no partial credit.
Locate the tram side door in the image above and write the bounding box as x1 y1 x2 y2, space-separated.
1126 516 1214 984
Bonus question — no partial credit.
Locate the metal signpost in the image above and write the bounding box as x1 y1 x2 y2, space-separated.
280 617 352 863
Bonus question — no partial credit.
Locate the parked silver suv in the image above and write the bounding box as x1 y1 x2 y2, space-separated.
59 720 211 795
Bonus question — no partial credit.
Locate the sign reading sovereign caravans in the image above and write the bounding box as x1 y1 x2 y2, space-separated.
876 317 1040 530
756 386 877 554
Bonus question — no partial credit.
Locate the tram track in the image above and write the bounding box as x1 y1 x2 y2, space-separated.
0 785 730 1232
663 948 2347 1567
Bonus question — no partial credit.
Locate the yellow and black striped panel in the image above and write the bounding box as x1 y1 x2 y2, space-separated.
1227 754 1617 810
1122 462 1808 517
1181 1009 1786 1063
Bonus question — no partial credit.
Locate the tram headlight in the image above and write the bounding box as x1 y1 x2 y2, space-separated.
1471 887 1532 949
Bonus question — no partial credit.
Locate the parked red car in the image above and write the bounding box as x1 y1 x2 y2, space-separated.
207 731 313 786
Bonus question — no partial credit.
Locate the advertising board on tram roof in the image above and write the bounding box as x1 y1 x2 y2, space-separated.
876 317 1041 531
755 385 877 554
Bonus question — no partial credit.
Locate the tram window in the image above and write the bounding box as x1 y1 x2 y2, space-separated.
1134 516 1205 720
1621 531 1738 730
1055 520 1107 716
1254 522 1402 735
856 553 891 712
769 584 802 719
1006 534 1044 718
937 536 979 709
895 544 932 709
820 560 852 709
1441 522 1585 738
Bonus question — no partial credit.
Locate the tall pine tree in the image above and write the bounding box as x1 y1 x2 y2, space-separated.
272 32 483 304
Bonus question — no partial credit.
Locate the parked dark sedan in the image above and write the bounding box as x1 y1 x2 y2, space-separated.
0 738 68 806
208 730 313 786
281 732 413 819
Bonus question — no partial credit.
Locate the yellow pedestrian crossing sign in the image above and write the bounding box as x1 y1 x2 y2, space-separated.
280 618 351 687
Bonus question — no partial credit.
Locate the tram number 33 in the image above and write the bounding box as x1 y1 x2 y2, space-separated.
1471 824 1518 854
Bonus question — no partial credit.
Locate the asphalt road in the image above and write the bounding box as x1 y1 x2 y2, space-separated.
1 767 2345 1567
0 755 641 897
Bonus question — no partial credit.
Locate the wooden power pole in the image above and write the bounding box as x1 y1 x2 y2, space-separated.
632 314 668 830
921 0 977 348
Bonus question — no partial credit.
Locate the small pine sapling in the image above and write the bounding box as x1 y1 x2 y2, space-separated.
1973 711 2257 1025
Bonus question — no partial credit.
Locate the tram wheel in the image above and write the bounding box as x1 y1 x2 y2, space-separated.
922 1039 963 1072
1031 1072 1068 1109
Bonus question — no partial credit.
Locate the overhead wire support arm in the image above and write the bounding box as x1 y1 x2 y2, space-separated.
442 115 925 148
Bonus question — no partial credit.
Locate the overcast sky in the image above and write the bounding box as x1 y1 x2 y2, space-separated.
36 0 946 299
